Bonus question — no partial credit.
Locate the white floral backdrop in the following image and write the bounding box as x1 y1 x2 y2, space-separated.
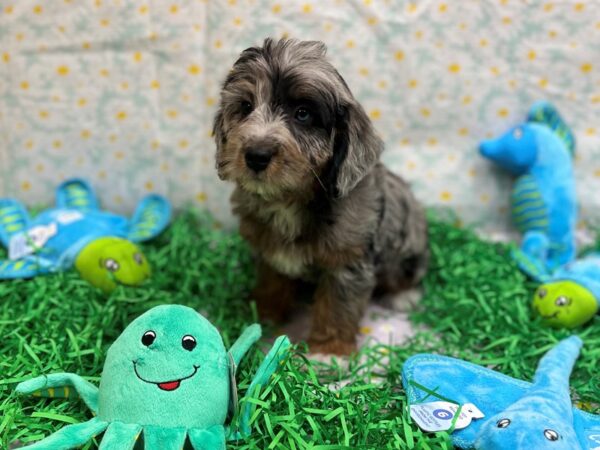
1 0 599 234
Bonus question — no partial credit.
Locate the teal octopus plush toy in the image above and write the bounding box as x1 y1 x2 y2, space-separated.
14 304 291 449
0 178 170 293
479 101 576 273
403 336 600 449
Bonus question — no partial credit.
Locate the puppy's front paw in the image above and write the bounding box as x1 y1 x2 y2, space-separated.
307 338 357 356
389 286 422 312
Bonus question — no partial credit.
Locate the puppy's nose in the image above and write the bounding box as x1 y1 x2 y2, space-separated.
245 148 274 173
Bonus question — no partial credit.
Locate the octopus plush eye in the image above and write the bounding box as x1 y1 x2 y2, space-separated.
182 335 197 351
544 429 559 441
537 288 547 298
497 418 511 428
141 330 156 347
513 128 523 139
133 253 144 265
104 258 120 272
555 296 569 306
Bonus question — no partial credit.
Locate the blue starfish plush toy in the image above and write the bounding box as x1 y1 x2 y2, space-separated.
479 101 576 272
403 336 600 450
0 178 170 292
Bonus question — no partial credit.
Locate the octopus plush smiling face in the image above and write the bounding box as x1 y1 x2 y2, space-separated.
98 305 230 429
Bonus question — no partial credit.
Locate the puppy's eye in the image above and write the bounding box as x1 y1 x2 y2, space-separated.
294 107 313 124
240 101 253 117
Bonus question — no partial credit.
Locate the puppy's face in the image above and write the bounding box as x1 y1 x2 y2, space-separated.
214 38 383 201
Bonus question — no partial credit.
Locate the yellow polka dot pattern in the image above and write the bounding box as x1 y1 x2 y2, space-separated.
0 0 598 233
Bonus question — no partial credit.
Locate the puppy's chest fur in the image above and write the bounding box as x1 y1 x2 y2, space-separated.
253 203 308 277
235 194 365 278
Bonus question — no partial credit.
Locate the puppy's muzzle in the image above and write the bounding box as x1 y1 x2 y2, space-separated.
245 147 276 173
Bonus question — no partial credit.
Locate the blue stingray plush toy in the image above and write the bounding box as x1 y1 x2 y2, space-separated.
479 101 576 273
403 336 600 449
0 179 170 293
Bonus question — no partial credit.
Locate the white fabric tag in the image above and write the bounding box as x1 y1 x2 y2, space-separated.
8 223 58 260
55 211 83 225
410 401 484 432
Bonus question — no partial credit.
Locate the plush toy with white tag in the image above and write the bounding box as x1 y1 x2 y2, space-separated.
403 336 600 449
0 178 170 293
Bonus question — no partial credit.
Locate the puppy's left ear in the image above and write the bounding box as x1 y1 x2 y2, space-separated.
324 101 383 198
213 109 227 180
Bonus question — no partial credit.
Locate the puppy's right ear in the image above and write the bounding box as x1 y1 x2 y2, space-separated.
294 40 327 59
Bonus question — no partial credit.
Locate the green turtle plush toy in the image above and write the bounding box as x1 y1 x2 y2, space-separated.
529 253 600 329
14 304 291 449
0 178 170 293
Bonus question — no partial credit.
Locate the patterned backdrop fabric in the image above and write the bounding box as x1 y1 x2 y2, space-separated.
1 0 599 234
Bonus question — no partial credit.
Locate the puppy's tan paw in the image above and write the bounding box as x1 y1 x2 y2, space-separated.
389 286 423 312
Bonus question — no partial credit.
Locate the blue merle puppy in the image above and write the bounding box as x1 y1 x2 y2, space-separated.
214 38 429 355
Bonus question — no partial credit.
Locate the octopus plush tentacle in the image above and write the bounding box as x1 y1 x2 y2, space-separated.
0 198 30 247
127 195 172 242
142 425 187 450
97 422 142 450
20 417 107 450
55 179 99 212
16 373 100 413
234 335 291 438
188 425 226 450
229 324 262 368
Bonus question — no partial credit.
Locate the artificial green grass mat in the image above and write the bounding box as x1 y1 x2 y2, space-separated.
1 210 599 449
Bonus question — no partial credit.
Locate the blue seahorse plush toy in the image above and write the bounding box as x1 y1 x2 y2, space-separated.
0 178 170 293
403 336 600 449
479 101 576 272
